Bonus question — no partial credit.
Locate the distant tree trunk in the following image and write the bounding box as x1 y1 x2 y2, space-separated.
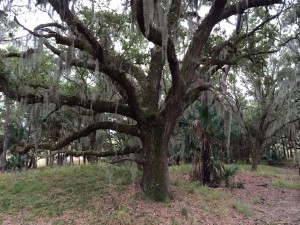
24 153 29 170
50 154 54 167
28 154 34 169
289 132 294 158
283 147 287 158
87 131 97 164
57 153 64 166
46 153 49 167
190 119 203 183
202 137 211 184
57 153 61 166
0 138 3 168
281 137 288 158
289 146 293 158
1 98 10 171
32 153 37 169
191 152 203 182
251 137 264 171
252 152 259 171
219 142 224 161
190 118 211 184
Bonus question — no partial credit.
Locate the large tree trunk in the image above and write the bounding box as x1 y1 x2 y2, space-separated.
140 123 171 201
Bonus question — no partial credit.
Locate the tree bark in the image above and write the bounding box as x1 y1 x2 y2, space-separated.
190 155 203 182
88 131 97 164
1 98 10 171
251 138 263 171
202 137 211 184
251 150 259 171
140 123 171 201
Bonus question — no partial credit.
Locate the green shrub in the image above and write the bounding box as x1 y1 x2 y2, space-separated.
223 164 238 187
212 161 238 187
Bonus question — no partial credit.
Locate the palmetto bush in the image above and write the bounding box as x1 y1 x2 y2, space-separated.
212 160 238 187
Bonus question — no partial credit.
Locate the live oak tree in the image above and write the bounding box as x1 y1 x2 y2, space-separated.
228 4 300 170
233 46 300 170
0 0 287 200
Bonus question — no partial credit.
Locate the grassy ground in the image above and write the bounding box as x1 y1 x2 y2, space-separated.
0 162 299 224
0 163 138 220
236 163 300 190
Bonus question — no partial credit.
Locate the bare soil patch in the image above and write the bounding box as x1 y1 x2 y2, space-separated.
229 171 300 225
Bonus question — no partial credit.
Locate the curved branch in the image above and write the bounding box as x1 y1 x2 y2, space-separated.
14 17 92 52
34 22 67 31
17 122 140 154
133 0 163 45
143 46 164 110
47 0 143 121
265 117 300 141
182 82 212 108
65 145 142 158
182 0 227 80
1 48 35 58
43 39 147 91
109 156 146 165
133 0 180 91
48 0 105 61
0 73 135 119
8 30 145 121
218 0 283 23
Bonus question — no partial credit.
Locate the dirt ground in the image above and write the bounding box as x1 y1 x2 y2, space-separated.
227 170 300 225
1 167 299 225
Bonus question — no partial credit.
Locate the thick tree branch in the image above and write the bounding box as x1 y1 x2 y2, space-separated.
45 38 147 91
17 122 140 154
0 73 135 119
133 0 163 45
133 0 181 93
33 22 67 31
182 0 227 81
199 11 280 71
65 145 142 158
160 0 228 120
109 155 146 165
218 0 283 23
2 48 35 58
47 0 143 121
7 29 146 116
14 17 92 52
182 82 212 108
143 46 164 110
48 0 105 61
